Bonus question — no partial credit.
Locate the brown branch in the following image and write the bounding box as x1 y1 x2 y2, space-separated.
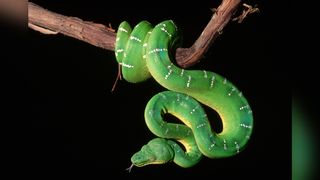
28 0 243 68
175 0 241 67
28 2 116 50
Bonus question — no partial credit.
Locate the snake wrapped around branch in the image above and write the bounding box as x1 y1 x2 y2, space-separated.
114 20 253 168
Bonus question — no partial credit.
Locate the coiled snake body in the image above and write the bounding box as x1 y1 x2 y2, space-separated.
115 20 253 168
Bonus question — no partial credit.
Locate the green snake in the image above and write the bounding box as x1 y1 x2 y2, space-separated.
114 20 253 168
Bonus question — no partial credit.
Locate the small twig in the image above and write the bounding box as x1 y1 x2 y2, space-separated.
233 3 259 23
28 23 58 34
107 22 115 32
111 63 122 92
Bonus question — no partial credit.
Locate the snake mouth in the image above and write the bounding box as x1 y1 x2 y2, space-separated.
131 152 156 167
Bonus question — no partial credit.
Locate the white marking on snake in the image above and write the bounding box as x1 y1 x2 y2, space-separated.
119 62 134 68
223 78 227 85
165 69 172 80
196 123 206 129
210 75 215 88
235 141 240 153
165 63 173 80
203 70 208 78
160 122 165 128
148 48 168 54
176 94 180 102
119 27 128 33
160 27 172 37
239 105 249 110
228 87 236 96
240 123 252 129
190 105 199 114
187 75 191 88
209 139 216 151
180 69 184 77
223 139 227 150
116 49 124 53
129 36 141 42
148 110 154 117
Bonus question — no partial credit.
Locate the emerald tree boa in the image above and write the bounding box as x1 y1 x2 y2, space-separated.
115 20 253 169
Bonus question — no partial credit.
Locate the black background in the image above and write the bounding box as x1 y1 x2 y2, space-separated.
8 0 290 179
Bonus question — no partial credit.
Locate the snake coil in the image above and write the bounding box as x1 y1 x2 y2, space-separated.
115 20 253 168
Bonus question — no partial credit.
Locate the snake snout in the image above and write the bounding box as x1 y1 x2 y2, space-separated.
131 150 156 167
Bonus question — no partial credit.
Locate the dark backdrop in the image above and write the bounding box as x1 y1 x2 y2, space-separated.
25 0 289 179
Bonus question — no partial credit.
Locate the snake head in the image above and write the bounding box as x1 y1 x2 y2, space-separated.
131 138 174 167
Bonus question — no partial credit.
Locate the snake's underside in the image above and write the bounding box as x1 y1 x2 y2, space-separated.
115 20 253 168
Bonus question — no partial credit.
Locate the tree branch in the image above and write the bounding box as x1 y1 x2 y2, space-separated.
28 2 116 50
28 0 245 68
175 0 241 68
